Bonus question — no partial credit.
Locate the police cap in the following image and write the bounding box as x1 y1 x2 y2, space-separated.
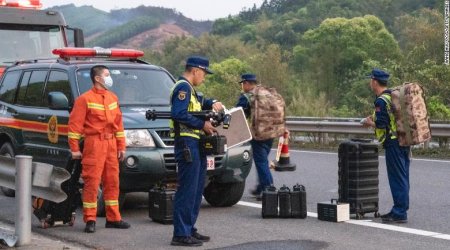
186 56 213 74
239 73 257 83
367 68 390 82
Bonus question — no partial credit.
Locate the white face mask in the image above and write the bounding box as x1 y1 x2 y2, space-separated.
102 76 113 89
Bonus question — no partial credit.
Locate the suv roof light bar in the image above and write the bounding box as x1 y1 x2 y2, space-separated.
0 0 42 9
52 47 145 60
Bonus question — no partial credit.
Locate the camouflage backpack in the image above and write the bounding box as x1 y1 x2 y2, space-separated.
380 82 431 146
246 85 285 140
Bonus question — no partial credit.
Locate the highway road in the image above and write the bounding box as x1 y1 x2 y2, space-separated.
1 149 450 249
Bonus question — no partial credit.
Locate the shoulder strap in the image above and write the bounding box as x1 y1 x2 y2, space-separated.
378 92 391 105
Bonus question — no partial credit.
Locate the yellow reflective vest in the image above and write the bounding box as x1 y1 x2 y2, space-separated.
372 93 397 144
169 80 203 139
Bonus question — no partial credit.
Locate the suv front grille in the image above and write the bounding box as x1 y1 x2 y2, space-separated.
155 129 174 147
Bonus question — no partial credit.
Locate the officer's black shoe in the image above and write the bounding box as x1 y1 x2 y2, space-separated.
192 232 210 242
171 236 203 247
105 220 130 229
250 186 262 196
84 221 95 233
380 212 392 219
250 189 260 196
381 214 407 224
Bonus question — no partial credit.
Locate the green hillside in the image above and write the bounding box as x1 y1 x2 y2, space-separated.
47 4 115 38
146 0 448 119
48 5 213 48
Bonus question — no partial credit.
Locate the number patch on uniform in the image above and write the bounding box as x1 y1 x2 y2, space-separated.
178 91 187 100
207 156 215 170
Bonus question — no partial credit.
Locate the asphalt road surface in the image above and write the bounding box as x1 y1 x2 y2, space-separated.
1 149 450 249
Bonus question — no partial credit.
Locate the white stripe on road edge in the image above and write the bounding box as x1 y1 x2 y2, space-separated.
285 149 450 163
236 201 261 209
237 201 450 241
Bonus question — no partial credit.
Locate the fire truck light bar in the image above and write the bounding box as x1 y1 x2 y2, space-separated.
0 0 42 9
52 48 145 59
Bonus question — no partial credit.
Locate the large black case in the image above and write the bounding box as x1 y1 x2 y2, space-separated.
148 186 175 224
261 186 278 218
338 139 380 219
291 184 307 219
33 160 82 228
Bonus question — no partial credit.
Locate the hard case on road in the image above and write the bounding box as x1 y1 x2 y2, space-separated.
148 186 175 224
317 199 349 222
261 185 278 218
32 160 82 228
338 139 380 219
291 184 307 219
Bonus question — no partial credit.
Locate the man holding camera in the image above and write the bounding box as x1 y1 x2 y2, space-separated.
170 56 224 247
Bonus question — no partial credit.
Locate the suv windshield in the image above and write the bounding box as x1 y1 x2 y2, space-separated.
0 24 64 66
77 68 174 106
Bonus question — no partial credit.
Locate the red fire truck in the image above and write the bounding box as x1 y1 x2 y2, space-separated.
0 0 84 78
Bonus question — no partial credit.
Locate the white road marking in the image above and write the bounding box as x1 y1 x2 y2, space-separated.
237 201 450 241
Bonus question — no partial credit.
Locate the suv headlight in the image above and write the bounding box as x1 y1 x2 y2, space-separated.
124 129 155 147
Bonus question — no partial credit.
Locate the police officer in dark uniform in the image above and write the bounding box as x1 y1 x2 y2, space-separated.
235 74 274 200
170 56 224 247
362 68 410 223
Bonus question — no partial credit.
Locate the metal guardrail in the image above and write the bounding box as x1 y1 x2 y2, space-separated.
0 155 70 247
0 156 70 203
285 117 450 138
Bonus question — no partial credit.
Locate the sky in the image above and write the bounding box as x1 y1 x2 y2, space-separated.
40 0 266 20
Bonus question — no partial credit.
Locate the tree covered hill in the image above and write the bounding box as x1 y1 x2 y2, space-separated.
46 1 449 119
146 0 448 119
47 4 213 49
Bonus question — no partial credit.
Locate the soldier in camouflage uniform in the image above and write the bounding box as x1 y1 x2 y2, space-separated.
235 73 274 200
362 69 410 224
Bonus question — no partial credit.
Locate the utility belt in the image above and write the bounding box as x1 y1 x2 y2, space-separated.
85 133 115 140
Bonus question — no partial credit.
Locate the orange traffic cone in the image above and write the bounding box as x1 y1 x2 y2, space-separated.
273 131 296 172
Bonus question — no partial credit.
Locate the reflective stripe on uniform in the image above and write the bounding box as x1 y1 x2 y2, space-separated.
83 202 97 208
115 131 125 138
108 102 118 110
87 102 105 110
105 200 119 206
68 132 82 139
169 131 201 139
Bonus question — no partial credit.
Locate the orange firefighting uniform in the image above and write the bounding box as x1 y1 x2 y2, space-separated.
68 87 125 223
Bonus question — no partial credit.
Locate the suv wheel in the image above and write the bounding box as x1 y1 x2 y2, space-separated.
96 186 126 217
0 142 16 197
204 181 245 207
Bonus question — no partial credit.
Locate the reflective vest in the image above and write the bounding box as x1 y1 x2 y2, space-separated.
169 80 203 139
372 93 397 144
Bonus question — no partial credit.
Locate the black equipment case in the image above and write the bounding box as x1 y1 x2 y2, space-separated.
278 185 291 218
32 160 82 228
202 134 227 155
148 186 175 224
261 185 278 218
291 184 307 219
338 139 380 219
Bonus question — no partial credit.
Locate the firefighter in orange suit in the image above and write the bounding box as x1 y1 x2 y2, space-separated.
68 65 130 233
